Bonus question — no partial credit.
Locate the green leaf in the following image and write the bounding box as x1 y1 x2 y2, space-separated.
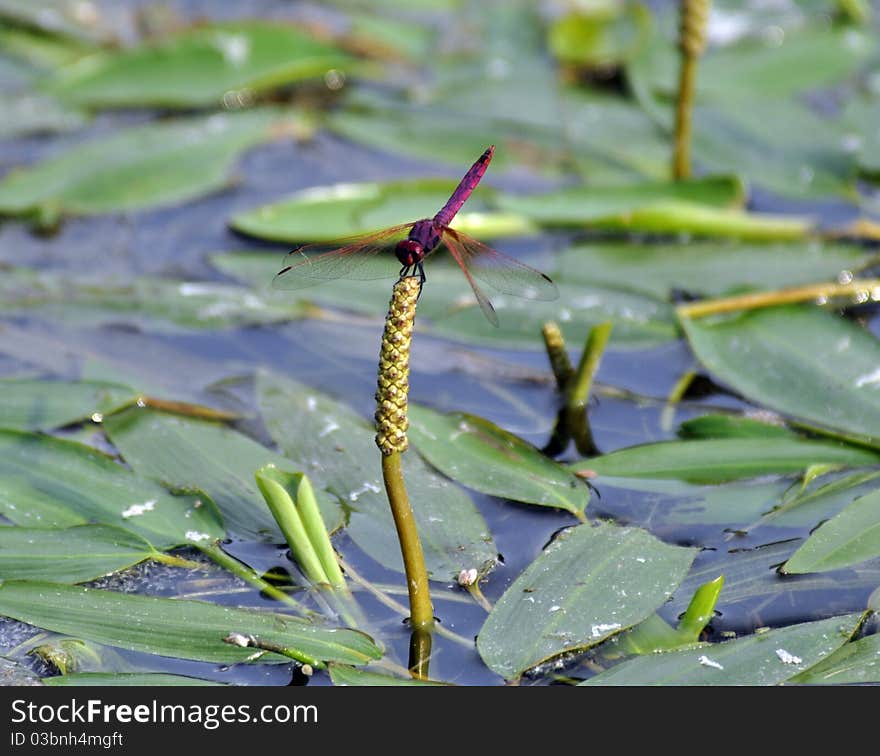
782 488 880 573
548 4 650 67
677 414 797 440
495 179 812 239
0 92 85 139
581 612 865 685
573 438 880 484
555 240 871 301
0 524 157 583
408 405 590 517
255 372 497 581
103 407 345 542
329 664 447 686
0 429 224 550
0 268 309 331
48 21 351 108
681 305 880 447
0 581 382 666
476 522 697 680
230 178 533 243
495 175 745 224
0 377 137 430
44 672 223 686
0 108 297 217
789 633 880 684
0 0 108 43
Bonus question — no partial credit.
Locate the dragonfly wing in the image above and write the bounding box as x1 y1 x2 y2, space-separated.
271 223 414 291
437 229 501 327
439 228 559 300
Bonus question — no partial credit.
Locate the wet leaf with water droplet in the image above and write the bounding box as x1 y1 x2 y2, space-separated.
477 521 697 680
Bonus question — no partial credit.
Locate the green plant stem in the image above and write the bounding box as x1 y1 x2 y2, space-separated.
197 542 313 616
150 552 207 570
673 54 696 180
661 368 697 432
381 452 434 630
408 628 433 681
541 321 574 390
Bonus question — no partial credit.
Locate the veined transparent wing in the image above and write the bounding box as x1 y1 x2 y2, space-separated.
271 223 414 291
437 227 558 325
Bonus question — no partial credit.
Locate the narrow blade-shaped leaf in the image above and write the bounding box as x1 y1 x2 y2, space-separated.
0 108 297 217
0 377 136 430
0 430 224 549
783 488 880 574
573 438 879 484
0 581 382 666
0 524 157 583
789 633 880 684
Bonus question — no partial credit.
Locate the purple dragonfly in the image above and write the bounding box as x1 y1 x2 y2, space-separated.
272 146 558 326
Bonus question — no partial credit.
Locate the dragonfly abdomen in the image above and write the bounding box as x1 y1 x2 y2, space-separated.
433 145 495 227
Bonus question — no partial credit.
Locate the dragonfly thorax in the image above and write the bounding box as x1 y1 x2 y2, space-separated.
395 239 424 267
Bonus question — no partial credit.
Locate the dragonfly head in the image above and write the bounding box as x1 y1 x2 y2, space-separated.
395 239 424 267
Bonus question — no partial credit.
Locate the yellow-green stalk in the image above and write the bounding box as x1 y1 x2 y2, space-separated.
673 0 710 180
375 276 434 632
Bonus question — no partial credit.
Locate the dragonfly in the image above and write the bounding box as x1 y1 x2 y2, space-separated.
272 145 558 326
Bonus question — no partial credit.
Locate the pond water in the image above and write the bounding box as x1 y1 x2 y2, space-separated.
1 0 879 687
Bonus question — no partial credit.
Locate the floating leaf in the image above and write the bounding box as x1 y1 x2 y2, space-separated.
573 438 879 484
495 175 745 223
408 405 590 517
0 581 382 666
103 407 344 542
44 672 223 686
783 488 880 574
0 268 309 331
789 633 880 684
0 524 158 583
680 305 880 447
1 92 85 138
555 240 871 301
494 178 812 239
476 522 697 680
0 108 298 218
230 178 532 243
48 21 352 108
0 429 224 549
255 372 497 581
676 414 797 440
0 377 136 430
581 612 864 685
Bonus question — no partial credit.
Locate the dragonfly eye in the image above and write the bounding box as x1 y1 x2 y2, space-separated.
396 239 423 266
